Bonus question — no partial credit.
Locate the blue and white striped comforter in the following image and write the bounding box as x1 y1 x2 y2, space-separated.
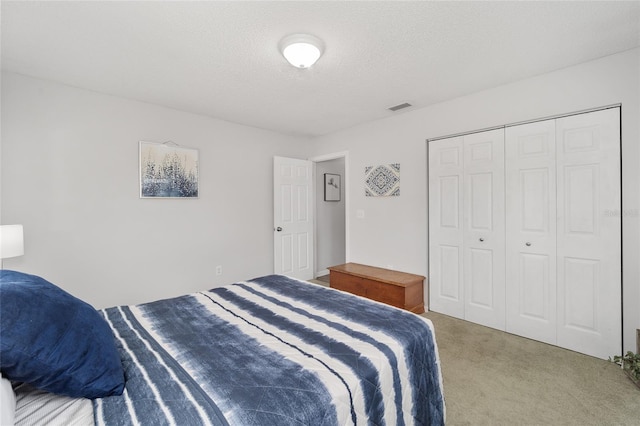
93 275 445 425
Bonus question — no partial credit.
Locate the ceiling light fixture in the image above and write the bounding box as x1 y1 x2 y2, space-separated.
279 34 324 69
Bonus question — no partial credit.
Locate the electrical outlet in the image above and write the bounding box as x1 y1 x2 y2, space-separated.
216 265 223 276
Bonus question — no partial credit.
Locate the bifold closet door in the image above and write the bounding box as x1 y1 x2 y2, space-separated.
428 137 464 319
462 130 505 330
505 107 621 359
505 120 557 345
430 108 620 359
429 129 505 330
555 108 621 359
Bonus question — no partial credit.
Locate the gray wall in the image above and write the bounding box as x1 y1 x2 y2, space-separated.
315 158 345 275
1 72 310 308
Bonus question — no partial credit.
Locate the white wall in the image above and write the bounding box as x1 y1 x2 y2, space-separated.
1 72 310 308
315 158 345 275
3 49 638 353
310 48 640 353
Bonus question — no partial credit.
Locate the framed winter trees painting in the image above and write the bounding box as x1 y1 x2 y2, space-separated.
139 141 199 198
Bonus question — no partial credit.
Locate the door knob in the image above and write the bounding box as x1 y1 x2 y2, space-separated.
525 242 532 246
276 227 282 232
479 238 484 242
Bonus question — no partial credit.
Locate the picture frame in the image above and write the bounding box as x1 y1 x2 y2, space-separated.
324 173 341 201
139 141 199 198
365 163 400 197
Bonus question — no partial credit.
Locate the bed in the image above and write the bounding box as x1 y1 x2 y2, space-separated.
1 271 445 425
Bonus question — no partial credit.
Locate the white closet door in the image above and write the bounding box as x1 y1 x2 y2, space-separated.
505 120 557 344
463 129 506 330
556 108 621 359
428 137 465 319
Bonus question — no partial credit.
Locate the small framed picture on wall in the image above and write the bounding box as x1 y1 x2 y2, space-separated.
324 173 341 201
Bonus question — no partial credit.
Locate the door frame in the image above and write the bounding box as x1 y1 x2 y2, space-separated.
309 151 350 277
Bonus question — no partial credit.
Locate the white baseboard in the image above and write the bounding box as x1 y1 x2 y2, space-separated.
315 268 329 277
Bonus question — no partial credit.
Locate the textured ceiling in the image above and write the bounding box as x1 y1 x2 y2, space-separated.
2 1 639 137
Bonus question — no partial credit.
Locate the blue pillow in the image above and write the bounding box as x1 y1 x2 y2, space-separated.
0 270 125 398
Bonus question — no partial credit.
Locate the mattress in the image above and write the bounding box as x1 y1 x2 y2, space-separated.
14 383 93 426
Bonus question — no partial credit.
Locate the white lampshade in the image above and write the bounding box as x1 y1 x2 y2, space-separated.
0 225 24 259
279 34 324 69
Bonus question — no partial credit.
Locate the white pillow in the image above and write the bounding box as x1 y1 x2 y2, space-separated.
0 374 16 426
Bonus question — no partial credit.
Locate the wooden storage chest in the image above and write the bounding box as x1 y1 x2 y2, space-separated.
328 263 425 314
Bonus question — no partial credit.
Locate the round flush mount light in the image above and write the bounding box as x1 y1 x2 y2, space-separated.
279 33 324 69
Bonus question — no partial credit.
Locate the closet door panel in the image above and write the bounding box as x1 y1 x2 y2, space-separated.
556 108 621 359
519 253 551 318
505 120 557 344
463 129 505 330
468 248 494 308
469 172 493 230
563 257 599 330
428 137 465 318
439 245 461 301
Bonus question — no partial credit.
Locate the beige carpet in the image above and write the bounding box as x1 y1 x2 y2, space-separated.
423 311 640 425
310 278 640 424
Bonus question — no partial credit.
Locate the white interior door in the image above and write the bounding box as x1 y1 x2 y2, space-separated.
428 137 465 319
463 129 506 330
556 108 621 359
274 156 314 280
505 120 557 344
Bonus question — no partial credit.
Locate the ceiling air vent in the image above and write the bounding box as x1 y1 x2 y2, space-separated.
388 102 412 112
